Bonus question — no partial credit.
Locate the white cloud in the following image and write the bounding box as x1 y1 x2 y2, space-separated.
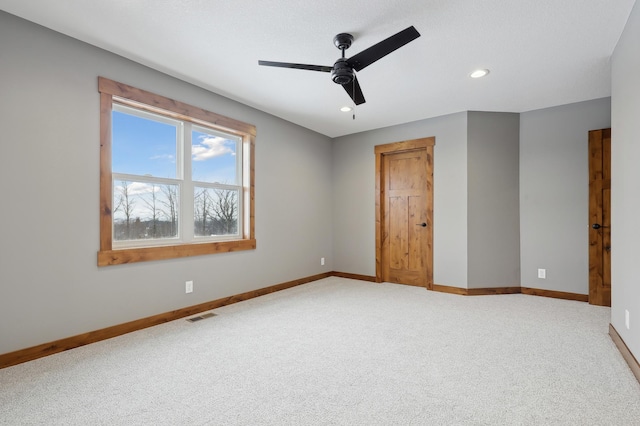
192 135 235 161
116 181 159 196
149 154 175 162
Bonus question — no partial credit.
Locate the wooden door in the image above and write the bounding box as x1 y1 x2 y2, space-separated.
375 138 434 288
588 128 611 306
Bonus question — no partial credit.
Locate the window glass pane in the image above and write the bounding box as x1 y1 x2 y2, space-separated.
112 109 178 178
194 187 239 237
113 180 179 241
192 129 237 184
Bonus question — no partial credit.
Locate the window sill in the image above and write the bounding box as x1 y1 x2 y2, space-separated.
97 239 257 266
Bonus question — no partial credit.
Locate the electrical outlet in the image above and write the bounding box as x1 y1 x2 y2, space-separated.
321 257 325 266
537 269 546 279
625 310 630 330
185 280 193 294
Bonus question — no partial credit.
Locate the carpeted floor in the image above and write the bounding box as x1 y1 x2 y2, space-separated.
1 277 639 425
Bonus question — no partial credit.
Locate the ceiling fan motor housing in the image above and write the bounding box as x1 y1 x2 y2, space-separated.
331 58 354 85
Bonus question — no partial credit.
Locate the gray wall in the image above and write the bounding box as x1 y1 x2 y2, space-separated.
467 112 520 288
519 98 611 294
334 102 610 293
611 0 640 361
0 12 334 354
332 113 469 287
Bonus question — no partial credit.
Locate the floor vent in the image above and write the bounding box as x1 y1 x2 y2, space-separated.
186 312 217 322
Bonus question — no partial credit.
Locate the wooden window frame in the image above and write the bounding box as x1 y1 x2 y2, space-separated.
98 77 256 266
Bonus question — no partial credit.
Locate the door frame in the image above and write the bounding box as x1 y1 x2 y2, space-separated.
375 137 435 289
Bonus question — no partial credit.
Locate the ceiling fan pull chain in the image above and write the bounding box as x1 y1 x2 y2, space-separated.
352 79 356 120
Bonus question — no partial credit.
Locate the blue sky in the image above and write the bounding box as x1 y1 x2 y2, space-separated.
112 110 237 183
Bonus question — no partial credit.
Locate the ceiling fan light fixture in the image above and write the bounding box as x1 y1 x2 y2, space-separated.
340 106 353 112
470 69 490 79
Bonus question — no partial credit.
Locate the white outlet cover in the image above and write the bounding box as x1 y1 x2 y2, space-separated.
537 269 546 279
186 280 193 293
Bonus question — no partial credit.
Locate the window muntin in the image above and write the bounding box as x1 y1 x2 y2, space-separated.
98 77 256 266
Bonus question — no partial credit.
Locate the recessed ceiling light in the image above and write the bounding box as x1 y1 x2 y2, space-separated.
470 69 490 79
340 106 353 112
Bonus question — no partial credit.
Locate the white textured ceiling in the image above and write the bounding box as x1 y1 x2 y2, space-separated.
0 0 635 137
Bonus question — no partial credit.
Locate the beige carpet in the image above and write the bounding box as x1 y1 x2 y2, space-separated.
1 277 639 425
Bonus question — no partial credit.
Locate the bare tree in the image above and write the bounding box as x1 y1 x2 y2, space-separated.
159 184 178 237
194 188 212 236
141 184 161 238
113 180 135 239
209 189 238 235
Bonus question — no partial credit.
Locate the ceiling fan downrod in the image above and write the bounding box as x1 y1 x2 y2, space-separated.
331 33 355 85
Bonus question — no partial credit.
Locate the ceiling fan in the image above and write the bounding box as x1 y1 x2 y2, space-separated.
258 26 420 106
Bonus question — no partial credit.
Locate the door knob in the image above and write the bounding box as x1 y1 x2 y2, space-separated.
416 223 427 227
592 223 609 229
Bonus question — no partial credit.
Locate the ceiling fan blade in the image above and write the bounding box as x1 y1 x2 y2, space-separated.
347 26 420 72
342 75 366 105
258 60 332 73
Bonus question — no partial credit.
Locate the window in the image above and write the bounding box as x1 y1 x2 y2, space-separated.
98 77 255 266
